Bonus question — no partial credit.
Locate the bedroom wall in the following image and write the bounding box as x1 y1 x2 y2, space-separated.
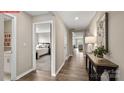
38 33 50 43
33 14 54 23
13 12 33 77
87 11 124 80
36 23 50 33
36 23 51 43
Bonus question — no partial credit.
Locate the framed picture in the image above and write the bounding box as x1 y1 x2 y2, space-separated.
97 12 108 52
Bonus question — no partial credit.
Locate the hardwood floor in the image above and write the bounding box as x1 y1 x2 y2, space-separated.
19 49 89 81
56 49 89 81
36 55 50 72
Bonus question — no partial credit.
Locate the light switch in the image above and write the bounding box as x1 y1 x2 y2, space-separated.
24 42 26 47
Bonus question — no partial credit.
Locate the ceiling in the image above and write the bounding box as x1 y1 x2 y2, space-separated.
57 11 96 30
26 11 50 16
26 11 96 30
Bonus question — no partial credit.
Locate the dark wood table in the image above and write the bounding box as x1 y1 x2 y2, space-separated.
85 53 119 81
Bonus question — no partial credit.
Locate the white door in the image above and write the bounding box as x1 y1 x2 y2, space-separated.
0 14 4 80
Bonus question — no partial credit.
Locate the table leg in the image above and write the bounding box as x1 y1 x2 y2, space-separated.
109 69 116 81
89 60 91 80
86 55 87 70
96 69 104 81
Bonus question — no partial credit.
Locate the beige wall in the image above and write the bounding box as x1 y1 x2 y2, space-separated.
13 12 33 76
55 15 69 72
0 18 4 80
67 31 73 56
87 12 124 80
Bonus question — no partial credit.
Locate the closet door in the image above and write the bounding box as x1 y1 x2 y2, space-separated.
0 14 4 80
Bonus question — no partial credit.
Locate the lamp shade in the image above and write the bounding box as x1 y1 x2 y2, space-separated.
85 36 96 44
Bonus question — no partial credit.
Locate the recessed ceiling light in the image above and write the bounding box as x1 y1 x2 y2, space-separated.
75 17 79 20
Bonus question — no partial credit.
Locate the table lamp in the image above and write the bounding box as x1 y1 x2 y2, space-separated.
85 36 96 53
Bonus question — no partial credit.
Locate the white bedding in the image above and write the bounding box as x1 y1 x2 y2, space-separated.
36 47 49 59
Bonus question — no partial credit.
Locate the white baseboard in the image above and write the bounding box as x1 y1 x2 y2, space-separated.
55 60 65 76
51 73 56 77
55 55 71 76
16 68 35 80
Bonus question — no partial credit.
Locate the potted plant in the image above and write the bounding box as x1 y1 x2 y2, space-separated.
93 46 107 60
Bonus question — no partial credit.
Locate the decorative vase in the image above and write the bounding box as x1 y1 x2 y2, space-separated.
97 55 103 61
97 57 103 61
97 54 103 58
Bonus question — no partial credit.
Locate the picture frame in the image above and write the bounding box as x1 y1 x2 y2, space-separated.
97 12 108 52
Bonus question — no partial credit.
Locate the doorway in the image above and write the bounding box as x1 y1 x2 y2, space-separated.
32 20 56 77
0 14 16 81
72 32 84 52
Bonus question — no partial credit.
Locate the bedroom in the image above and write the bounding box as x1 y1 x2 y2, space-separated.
35 23 51 73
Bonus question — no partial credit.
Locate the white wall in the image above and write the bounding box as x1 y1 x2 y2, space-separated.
36 23 50 43
4 20 12 33
36 23 50 33
87 12 124 80
37 33 50 43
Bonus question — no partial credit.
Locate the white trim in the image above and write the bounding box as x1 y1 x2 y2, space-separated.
32 23 36 70
16 68 35 80
51 19 56 76
32 20 56 77
3 13 17 81
55 55 70 76
55 60 65 76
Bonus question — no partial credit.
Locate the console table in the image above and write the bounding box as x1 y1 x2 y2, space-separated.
86 53 119 81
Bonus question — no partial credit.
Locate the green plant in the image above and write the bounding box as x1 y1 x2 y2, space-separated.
93 46 107 58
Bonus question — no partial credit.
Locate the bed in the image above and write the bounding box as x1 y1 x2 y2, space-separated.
36 43 50 59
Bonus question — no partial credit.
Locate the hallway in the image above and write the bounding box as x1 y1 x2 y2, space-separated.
56 48 88 80
19 49 88 81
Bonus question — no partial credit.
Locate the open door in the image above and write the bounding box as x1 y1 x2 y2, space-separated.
0 14 16 81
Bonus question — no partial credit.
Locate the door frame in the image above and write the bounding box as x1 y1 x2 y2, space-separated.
3 13 17 80
32 20 56 76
